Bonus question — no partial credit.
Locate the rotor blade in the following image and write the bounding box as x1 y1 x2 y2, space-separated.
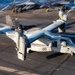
14 18 20 26
13 21 37 30
6 15 14 26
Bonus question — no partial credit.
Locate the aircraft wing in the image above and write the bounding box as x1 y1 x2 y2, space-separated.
44 31 60 40
0 25 16 42
16 2 35 7
16 2 26 6
0 26 13 34
27 20 65 43
64 3 75 7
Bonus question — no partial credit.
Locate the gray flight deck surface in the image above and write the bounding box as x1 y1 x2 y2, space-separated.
0 9 75 75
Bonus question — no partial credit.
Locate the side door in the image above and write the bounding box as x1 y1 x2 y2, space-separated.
51 40 60 52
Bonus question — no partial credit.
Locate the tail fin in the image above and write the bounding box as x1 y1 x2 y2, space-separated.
5 15 14 26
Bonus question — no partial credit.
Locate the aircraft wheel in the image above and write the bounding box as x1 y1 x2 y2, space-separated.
27 50 33 53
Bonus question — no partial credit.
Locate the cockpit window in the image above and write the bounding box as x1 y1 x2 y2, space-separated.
52 41 57 47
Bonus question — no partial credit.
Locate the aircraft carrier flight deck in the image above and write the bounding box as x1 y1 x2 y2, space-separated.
0 8 75 75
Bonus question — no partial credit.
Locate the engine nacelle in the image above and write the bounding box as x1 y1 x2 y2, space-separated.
16 35 29 60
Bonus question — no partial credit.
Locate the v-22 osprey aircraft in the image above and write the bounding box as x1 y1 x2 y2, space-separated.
0 15 75 61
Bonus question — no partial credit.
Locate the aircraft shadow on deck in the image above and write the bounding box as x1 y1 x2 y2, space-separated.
66 21 75 29
46 53 63 59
